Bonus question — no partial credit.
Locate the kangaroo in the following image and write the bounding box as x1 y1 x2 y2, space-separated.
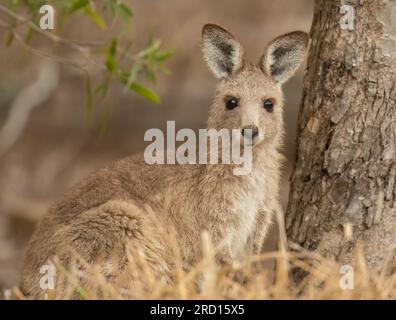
20 24 308 299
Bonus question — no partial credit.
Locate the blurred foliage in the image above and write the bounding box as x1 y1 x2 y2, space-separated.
1 0 172 132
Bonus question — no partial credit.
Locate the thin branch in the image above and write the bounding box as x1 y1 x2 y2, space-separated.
0 4 141 65
12 31 88 69
0 3 162 97
0 3 144 63
0 3 107 50
0 60 59 157
0 14 108 73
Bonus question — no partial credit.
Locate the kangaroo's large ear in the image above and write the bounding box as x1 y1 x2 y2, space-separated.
261 31 309 84
202 24 244 79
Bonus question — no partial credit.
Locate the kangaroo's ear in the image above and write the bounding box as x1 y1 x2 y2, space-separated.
261 31 309 84
202 24 244 79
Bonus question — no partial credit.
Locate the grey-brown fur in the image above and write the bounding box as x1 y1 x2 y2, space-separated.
20 24 308 299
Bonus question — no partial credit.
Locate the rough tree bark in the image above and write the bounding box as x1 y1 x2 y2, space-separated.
286 0 396 269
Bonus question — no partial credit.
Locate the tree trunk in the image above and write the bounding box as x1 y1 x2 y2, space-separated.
286 0 396 269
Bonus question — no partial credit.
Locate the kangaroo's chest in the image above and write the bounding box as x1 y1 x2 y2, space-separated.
229 180 264 258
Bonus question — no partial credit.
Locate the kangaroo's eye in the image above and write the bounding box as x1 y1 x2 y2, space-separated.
263 99 275 113
225 97 239 110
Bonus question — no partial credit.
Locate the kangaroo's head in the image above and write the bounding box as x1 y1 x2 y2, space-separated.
202 24 309 148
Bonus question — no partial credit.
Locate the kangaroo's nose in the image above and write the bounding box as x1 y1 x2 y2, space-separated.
241 125 259 139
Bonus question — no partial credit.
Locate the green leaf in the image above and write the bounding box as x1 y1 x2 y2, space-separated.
105 0 116 14
76 287 89 300
85 74 94 117
143 66 156 84
25 27 34 44
94 81 110 98
106 0 133 20
11 0 21 6
117 3 133 20
153 50 173 62
138 39 162 59
125 64 141 88
160 66 172 76
68 0 89 14
6 32 14 47
106 39 118 72
129 83 161 104
84 6 107 30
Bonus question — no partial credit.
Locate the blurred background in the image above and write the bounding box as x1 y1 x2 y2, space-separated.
0 0 313 292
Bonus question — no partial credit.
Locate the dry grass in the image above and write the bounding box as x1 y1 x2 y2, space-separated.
3 197 395 300
6 234 396 300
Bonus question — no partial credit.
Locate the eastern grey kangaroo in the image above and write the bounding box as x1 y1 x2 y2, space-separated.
21 24 308 299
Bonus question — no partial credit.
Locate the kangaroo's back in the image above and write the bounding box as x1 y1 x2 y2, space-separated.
20 154 181 298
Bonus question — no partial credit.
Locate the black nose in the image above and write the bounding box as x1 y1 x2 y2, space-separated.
241 125 259 139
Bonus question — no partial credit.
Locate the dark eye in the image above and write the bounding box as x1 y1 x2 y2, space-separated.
225 97 239 110
263 99 275 113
